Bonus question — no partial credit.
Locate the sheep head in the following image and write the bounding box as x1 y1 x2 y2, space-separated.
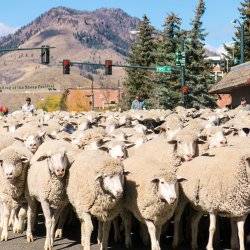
0 149 29 182
37 150 70 178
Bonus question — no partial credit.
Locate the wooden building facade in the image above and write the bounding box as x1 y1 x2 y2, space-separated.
209 62 250 108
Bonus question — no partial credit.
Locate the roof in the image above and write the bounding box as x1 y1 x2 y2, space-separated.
209 61 250 94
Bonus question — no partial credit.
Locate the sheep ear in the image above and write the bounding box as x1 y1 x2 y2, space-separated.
125 143 135 149
63 137 72 142
167 139 177 144
14 137 25 143
123 171 130 176
37 154 50 161
0 160 3 167
98 146 109 152
21 156 29 164
38 131 46 139
177 176 187 183
151 178 159 183
95 174 102 181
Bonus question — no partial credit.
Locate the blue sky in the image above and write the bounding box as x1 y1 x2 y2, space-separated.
0 0 242 49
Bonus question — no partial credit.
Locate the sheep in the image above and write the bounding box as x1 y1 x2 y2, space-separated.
132 129 204 163
175 146 250 250
25 147 73 250
66 150 125 250
0 146 31 241
122 153 184 250
0 134 16 151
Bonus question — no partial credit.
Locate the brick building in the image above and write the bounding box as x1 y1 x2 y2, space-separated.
65 87 121 111
209 62 250 108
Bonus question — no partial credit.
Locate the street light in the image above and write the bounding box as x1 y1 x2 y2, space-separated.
232 19 245 64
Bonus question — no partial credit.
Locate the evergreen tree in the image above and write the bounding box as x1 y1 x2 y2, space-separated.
184 0 215 108
224 0 250 65
153 13 183 109
122 15 156 109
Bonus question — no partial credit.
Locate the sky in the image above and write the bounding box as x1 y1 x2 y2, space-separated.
0 0 242 51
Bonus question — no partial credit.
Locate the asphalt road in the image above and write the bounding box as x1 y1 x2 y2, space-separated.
1 216 250 250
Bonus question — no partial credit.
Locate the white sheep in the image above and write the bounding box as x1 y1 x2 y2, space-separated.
122 153 184 250
175 146 250 250
0 145 31 241
25 140 77 250
66 150 125 250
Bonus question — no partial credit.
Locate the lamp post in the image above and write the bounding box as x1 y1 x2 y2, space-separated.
232 19 245 64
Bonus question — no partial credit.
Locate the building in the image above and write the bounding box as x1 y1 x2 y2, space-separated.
65 87 121 111
205 56 226 82
209 62 250 108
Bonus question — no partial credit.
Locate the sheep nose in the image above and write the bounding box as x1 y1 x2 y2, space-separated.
116 190 123 198
220 141 227 145
169 197 177 204
56 169 65 176
186 155 194 161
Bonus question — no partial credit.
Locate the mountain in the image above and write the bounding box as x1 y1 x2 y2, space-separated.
0 7 140 87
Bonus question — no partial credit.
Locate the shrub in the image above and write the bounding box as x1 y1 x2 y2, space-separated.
36 95 62 112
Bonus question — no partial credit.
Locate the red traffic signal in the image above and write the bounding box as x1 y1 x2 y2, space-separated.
105 60 112 75
63 59 71 75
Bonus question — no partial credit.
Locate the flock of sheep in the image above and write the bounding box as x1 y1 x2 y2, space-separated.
0 105 249 250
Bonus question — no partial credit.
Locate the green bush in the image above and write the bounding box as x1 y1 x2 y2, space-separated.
36 95 62 112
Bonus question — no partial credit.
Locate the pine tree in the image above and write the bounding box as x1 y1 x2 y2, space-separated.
184 0 215 108
122 15 156 109
224 0 250 65
153 13 183 109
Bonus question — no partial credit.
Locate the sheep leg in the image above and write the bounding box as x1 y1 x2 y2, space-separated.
206 213 216 250
13 206 27 234
97 221 103 244
26 199 37 243
8 208 15 229
237 216 246 250
122 210 132 248
113 218 121 243
41 201 53 250
156 224 162 242
100 221 111 250
0 203 3 229
191 211 202 250
55 206 69 239
172 199 188 249
82 212 93 250
50 206 64 246
140 223 150 246
145 220 160 250
230 218 239 249
0 203 11 241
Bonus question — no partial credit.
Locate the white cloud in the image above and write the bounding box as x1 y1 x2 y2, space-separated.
0 22 16 37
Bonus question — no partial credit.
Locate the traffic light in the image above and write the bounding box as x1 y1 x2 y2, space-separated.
105 60 112 75
41 45 50 64
63 59 71 75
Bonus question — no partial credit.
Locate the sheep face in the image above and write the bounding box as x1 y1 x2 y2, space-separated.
239 128 250 137
152 178 178 205
169 134 200 161
98 174 124 199
24 135 43 153
208 131 227 148
108 144 128 160
78 121 90 131
0 157 28 181
37 152 69 178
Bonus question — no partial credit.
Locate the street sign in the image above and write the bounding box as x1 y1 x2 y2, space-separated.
156 66 172 73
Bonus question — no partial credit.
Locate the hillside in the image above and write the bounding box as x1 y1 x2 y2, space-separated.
0 7 140 87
